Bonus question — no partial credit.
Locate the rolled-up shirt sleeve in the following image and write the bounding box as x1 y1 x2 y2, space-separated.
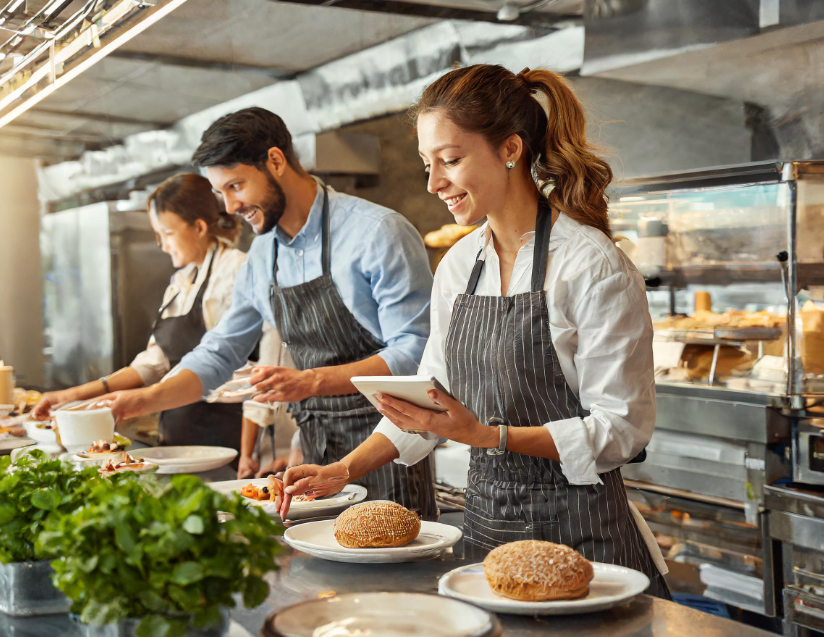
177 260 265 396
363 215 433 376
544 266 656 485
129 335 170 386
373 262 449 465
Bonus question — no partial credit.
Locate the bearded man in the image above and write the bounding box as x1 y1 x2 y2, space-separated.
103 107 437 519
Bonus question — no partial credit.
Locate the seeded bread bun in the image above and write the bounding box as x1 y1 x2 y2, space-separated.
483 540 594 601
333 501 421 548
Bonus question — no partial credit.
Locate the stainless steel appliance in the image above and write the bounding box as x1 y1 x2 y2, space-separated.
764 484 824 636
610 161 824 619
795 419 824 486
40 201 176 388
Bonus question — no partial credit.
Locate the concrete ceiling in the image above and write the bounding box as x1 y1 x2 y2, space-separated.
0 0 437 159
0 0 587 161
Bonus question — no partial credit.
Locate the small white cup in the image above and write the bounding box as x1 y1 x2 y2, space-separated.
54 408 115 454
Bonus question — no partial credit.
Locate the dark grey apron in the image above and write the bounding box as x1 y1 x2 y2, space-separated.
153 248 243 451
270 185 438 521
445 202 670 599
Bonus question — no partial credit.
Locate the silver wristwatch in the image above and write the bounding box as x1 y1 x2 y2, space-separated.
486 417 508 456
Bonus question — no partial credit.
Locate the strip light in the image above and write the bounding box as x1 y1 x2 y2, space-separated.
0 0 190 131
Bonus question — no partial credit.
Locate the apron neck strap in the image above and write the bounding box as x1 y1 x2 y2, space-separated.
154 243 217 328
463 248 485 295
464 198 553 296
531 200 552 293
319 183 331 276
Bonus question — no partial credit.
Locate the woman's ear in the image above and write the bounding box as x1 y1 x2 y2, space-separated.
500 134 525 167
193 218 209 237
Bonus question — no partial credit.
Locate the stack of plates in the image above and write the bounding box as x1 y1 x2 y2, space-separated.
283 519 462 563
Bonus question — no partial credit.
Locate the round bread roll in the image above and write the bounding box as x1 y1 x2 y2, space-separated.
333 501 421 548
483 540 594 601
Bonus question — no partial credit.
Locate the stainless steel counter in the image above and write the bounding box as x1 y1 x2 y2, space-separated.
1 438 775 636
0 543 775 637
242 546 776 637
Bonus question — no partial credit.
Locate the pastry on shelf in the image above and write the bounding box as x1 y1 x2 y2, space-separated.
423 224 476 249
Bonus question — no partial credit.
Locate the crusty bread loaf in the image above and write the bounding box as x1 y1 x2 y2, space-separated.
333 501 421 548
483 540 594 601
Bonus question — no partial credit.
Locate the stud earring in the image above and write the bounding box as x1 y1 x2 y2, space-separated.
506 161 515 169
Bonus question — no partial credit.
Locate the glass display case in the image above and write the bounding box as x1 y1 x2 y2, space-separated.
609 161 824 404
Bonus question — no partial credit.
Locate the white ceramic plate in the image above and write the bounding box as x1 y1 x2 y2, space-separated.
98 460 159 477
283 519 462 563
438 561 650 615
71 449 127 467
132 446 237 474
265 592 501 637
208 479 367 520
0 433 34 452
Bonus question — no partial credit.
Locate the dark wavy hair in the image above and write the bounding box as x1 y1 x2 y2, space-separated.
412 64 613 237
191 106 302 171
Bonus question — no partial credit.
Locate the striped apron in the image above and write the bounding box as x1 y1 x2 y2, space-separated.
269 185 438 521
445 202 670 598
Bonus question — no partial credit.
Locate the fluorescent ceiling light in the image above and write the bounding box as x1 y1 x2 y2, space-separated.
0 0 190 130
7 0 24 11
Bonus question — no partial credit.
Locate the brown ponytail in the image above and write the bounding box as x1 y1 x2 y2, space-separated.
147 173 241 245
412 64 613 237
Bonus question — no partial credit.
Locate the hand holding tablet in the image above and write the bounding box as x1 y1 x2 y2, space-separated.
351 375 452 414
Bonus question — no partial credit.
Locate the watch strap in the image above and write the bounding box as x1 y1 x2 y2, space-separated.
486 417 507 456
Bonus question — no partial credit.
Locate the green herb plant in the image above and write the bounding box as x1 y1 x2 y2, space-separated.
0 450 100 564
39 473 284 637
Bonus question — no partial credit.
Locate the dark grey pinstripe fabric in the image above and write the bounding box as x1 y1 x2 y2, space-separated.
445 205 669 598
270 185 437 521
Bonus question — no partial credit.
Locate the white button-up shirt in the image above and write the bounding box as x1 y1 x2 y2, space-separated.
374 212 656 486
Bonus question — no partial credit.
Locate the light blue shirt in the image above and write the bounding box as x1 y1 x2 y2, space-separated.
178 184 433 395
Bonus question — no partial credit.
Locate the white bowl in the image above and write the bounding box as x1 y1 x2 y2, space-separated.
54 408 115 454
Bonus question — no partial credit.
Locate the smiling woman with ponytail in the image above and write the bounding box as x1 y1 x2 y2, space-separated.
282 64 670 599
33 173 254 454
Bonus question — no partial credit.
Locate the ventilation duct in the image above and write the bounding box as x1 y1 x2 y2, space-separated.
37 20 584 203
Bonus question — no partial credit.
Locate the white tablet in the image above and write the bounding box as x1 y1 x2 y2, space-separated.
351 375 451 413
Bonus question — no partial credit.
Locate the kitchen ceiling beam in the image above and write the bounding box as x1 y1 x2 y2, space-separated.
107 50 298 79
271 0 581 29
29 106 168 128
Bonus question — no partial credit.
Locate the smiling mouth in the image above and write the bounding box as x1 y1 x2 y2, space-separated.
241 208 259 223
444 193 466 209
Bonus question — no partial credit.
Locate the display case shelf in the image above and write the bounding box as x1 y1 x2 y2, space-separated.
610 160 824 399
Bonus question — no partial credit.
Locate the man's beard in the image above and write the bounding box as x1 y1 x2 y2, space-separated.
238 171 287 235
